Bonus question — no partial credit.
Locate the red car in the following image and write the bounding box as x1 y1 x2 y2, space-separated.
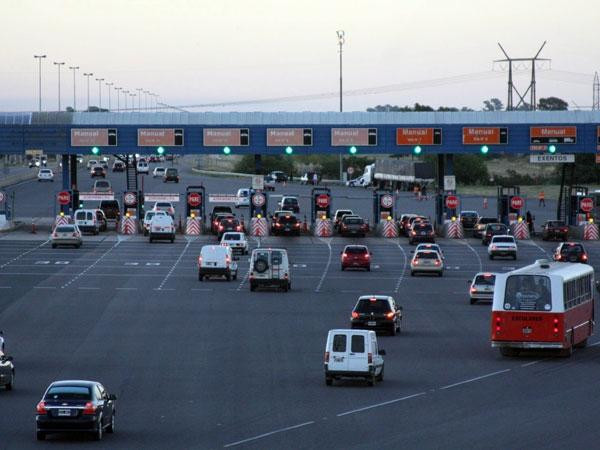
553 242 589 263
341 245 371 271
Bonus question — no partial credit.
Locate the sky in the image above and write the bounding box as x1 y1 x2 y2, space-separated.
0 0 598 112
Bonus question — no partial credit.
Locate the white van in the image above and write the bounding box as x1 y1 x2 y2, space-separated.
74 209 100 235
324 329 385 386
198 245 238 281
249 248 291 292
149 214 175 243
235 188 250 208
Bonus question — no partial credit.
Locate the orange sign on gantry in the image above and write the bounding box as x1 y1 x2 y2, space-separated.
396 128 442 146
462 127 508 145
530 126 576 144
138 129 183 147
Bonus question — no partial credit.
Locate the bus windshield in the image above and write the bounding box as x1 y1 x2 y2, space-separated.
504 275 552 311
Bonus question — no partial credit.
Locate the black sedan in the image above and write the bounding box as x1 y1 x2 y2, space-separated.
36 380 116 441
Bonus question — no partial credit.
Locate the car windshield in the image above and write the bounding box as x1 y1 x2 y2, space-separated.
166 169 177 174
416 252 437 259
547 221 566 227
145 212 155 221
488 225 506 232
345 246 367 254
561 244 584 255
493 237 514 243
344 217 364 225
40 169 51 174
45 386 91 400
461 212 478 218
223 233 241 241
337 211 353 219
479 218 497 224
504 275 552 311
56 226 75 232
156 203 171 208
93 167 103 171
475 274 496 285
355 299 391 313
156 167 165 172
283 198 298 205
95 181 109 187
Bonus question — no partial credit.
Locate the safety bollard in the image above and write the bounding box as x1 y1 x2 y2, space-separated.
31 220 37 234
483 197 488 209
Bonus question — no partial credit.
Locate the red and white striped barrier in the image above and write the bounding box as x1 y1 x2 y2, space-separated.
314 219 332 237
510 221 530 240
54 215 71 227
250 218 268 237
185 217 201 235
444 220 464 239
120 217 137 235
380 220 398 238
583 223 599 240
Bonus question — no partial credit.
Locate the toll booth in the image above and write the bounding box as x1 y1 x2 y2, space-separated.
497 186 523 225
566 186 589 225
185 186 206 225
311 187 331 222
373 190 395 225
249 190 268 218
437 192 459 222
123 191 140 218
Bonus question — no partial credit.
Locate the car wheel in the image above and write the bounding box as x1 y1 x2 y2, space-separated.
410 271 415 276
470 297 476 305
376 365 384 382
170 237 174 243
500 347 519 357
93 417 103 440
143 230 148 236
366 265 371 272
489 255 493 260
6 376 13 390
226 273 231 282
198 273 203 281
36 431 46 441
77 243 82 249
325 375 333 386
341 265 345 271
513 255 517 260
52 243 57 249
250 282 256 292
575 338 588 349
367 374 375 387
107 413 115 434
438 271 443 277
390 324 396 336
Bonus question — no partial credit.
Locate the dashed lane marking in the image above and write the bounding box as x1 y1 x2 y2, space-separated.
394 243 408 293
224 421 315 448
336 392 426 417
0 240 50 269
78 287 100 290
55 261 70 265
439 368 511 390
461 241 483 273
315 238 332 293
33 286 56 289
115 287 138 290
156 240 191 291
236 237 260 291
61 241 121 289
146 262 160 266
125 262 139 266
35 261 50 264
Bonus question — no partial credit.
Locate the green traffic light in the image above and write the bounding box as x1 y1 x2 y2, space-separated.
480 145 489 154
548 145 556 153
285 146 293 155
413 146 422 155
157 146 165 155
91 147 100 155
349 146 357 154
223 146 231 155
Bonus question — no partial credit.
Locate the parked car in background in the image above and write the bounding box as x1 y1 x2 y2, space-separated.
269 171 288 182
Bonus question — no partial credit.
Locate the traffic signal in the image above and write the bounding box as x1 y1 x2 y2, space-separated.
156 146 165 155
285 146 293 155
91 147 100 155
413 146 422 155
349 146 357 155
548 145 557 153
480 145 489 155
223 146 231 155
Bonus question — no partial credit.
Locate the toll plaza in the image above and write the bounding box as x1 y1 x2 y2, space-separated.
497 186 523 225
311 187 331 222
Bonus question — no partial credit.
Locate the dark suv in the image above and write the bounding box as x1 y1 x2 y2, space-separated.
272 213 301 236
350 295 402 335
482 223 509 245
409 222 435 245
163 168 179 183
339 215 368 237
216 217 242 239
460 211 479 229
554 242 588 263
99 200 121 223
474 217 498 237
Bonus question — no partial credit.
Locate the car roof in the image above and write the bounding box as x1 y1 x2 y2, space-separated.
328 328 374 336
491 234 514 239
357 295 391 301
201 245 231 254
415 250 440 255
49 380 99 387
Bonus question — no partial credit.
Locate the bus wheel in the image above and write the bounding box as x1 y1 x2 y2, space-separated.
559 346 573 357
500 347 519 357
575 338 588 349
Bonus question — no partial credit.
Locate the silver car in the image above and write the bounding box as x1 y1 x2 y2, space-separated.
51 224 83 249
469 272 496 304
410 250 444 277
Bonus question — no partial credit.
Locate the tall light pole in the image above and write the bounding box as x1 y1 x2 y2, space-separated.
115 87 121 112
69 66 79 111
136 88 143 111
95 78 104 110
143 90 150 111
83 72 93 111
34 55 47 112
336 30 345 180
130 93 136 112
53 62 65 111
106 82 113 111
123 90 129 111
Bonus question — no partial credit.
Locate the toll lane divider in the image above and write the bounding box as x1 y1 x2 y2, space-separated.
185 217 201 235
120 217 138 235
510 221 530 240
378 220 398 238
250 218 268 237
314 219 332 237
583 223 599 240
443 220 464 239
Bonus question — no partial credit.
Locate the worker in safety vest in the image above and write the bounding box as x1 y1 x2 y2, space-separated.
538 191 545 207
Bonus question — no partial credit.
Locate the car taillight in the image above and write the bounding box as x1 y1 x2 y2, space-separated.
470 287 476 293
52 232 58 238
491 245 497 250
83 402 97 415
582 254 588 261
219 225 224 231
364 253 370 259
553 317 559 334
294 223 300 227
198 256 202 265
368 353 373 364
342 253 348 259
385 312 394 319
36 401 47 414
275 223 281 227
434 260 440 266
413 259 419 265
411 231 416 236
361 224 368 229
324 351 330 363
351 311 359 319
495 316 502 332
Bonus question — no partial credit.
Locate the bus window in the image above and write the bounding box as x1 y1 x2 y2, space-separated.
504 275 551 311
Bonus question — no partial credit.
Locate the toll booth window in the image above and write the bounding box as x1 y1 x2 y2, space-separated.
351 335 365 353
271 251 283 265
504 275 551 311
332 335 346 352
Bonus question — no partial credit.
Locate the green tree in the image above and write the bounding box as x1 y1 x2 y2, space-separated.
453 154 490 185
537 97 568 111
483 98 504 111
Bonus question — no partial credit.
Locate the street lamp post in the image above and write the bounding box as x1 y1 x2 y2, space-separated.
143 90 150 111
114 87 121 112
136 88 143 111
68 66 79 111
83 72 93 111
130 93 136 112
336 30 345 181
33 55 47 112
95 78 104 110
123 90 129 111
106 82 113 111
53 62 65 111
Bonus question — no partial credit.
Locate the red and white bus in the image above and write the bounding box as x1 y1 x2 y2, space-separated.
491 259 594 357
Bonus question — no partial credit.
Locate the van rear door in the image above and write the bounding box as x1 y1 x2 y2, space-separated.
347 333 367 372
328 332 349 371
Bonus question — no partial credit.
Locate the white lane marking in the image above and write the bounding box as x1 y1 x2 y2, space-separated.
237 237 261 291
336 392 426 417
146 262 160 266
61 241 121 289
191 288 213 292
461 241 483 273
315 239 332 293
35 261 50 265
55 261 70 265
78 287 100 290
125 262 139 266
440 368 511 390
528 239 551 258
394 243 408 293
156 240 191 290
115 287 138 290
223 421 315 448
0 286 11 289
0 240 50 269
589 340 600 347
33 286 56 289
521 360 541 367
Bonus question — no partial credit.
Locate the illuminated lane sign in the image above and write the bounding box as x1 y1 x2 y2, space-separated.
71 128 117 147
396 128 441 146
331 128 377 146
137 129 183 146
203 128 249 146
462 127 507 145
530 126 576 144
266 128 312 146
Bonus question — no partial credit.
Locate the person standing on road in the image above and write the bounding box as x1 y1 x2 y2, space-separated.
538 191 545 207
526 210 534 235
312 172 318 186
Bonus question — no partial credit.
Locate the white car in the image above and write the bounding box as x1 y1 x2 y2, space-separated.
137 161 149 174
152 201 175 216
87 159 98 169
149 214 175 243
51 224 82 248
414 243 444 259
93 180 112 192
198 245 238 281
220 232 248 254
324 329 385 386
469 272 496 304
37 168 54 182
143 210 167 236
263 176 276 191
235 188 250 208
488 235 517 260
153 167 166 178
410 250 444 277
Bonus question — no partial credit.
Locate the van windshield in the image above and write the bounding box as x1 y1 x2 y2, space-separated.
504 275 551 311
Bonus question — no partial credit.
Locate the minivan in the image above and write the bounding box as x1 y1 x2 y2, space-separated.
74 209 100 235
235 188 250 208
198 245 238 281
324 329 385 386
249 248 291 291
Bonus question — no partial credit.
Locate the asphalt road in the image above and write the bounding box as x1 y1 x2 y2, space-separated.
0 160 596 449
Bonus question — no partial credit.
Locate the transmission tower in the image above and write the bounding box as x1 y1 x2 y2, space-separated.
494 41 551 111
593 71 600 110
